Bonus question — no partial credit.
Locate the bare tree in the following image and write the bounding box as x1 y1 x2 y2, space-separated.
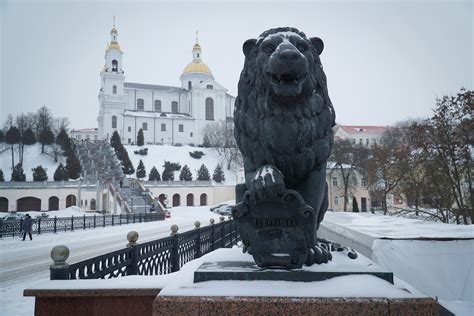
202 121 242 170
36 105 52 136
330 139 370 211
366 127 410 214
46 143 62 162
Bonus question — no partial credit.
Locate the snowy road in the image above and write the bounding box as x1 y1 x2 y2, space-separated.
0 206 221 315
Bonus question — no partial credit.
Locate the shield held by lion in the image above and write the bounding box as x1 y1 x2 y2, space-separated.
233 27 336 268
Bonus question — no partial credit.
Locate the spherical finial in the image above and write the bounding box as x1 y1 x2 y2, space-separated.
50 245 70 266
127 231 139 246
220 216 225 222
194 221 201 229
210 218 215 225
170 224 179 235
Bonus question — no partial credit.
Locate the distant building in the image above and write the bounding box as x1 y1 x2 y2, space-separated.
71 128 99 141
334 125 389 147
97 25 235 145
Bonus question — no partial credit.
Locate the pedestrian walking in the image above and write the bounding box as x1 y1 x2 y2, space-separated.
119 180 123 188
22 214 33 241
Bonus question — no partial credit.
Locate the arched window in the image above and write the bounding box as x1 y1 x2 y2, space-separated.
66 194 77 207
172 194 180 207
186 194 194 206
0 197 8 212
111 116 117 128
171 101 178 113
200 193 207 206
113 85 117 94
137 99 144 111
205 98 214 120
154 100 162 112
48 196 59 211
90 199 96 210
17 197 41 212
112 60 118 72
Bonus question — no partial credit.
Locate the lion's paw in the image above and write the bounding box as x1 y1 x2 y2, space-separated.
306 243 332 265
250 165 285 201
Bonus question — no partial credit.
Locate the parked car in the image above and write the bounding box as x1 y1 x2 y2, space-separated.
0 213 24 221
165 211 171 218
210 204 233 216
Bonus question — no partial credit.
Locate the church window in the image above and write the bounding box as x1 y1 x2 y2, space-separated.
161 124 166 131
154 100 162 112
188 81 192 89
334 196 339 206
172 101 178 113
206 85 213 89
128 126 131 132
179 124 184 132
332 177 337 187
112 60 118 72
205 98 214 120
111 116 117 128
137 99 144 111
142 122 148 131
113 85 117 94
190 132 193 137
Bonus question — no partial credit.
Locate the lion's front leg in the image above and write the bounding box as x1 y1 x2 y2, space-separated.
247 165 286 201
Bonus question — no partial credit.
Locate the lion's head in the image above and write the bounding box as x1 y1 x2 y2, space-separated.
234 27 335 187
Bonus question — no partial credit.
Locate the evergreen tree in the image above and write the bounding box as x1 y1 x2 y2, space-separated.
137 128 144 146
5 126 21 169
352 197 359 212
0 169 4 182
32 165 48 181
11 163 26 182
39 129 54 154
0 130 5 142
66 155 82 179
54 163 69 181
122 158 135 175
212 164 225 183
22 128 36 145
197 164 210 181
162 165 175 181
179 165 193 181
136 160 146 179
110 130 121 150
56 129 69 148
149 166 161 181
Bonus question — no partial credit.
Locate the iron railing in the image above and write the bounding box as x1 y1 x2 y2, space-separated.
52 220 239 280
0 213 164 238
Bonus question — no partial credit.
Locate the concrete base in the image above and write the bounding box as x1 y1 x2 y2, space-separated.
153 296 439 316
194 261 394 284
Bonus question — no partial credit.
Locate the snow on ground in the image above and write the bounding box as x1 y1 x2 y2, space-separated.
0 205 219 316
0 144 64 181
124 144 240 184
12 206 90 218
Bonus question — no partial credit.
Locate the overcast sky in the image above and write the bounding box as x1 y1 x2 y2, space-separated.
1 0 472 129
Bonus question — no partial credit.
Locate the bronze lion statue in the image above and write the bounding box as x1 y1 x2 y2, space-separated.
233 27 335 268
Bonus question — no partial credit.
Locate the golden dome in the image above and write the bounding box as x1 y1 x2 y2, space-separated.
183 60 212 74
111 27 117 33
107 41 122 52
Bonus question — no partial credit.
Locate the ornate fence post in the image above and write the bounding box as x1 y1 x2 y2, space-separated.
38 218 41 235
210 218 215 251
50 245 70 280
112 214 114 226
103 214 106 227
139 213 142 223
220 217 225 248
170 224 179 272
133 213 135 224
93 215 96 229
126 231 139 276
71 216 74 231
194 221 201 258
83 215 86 230
119 214 122 225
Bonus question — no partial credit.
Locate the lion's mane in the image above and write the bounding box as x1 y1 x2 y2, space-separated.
234 27 336 188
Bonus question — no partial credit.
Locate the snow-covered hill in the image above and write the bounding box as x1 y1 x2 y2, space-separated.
0 144 64 181
124 144 241 184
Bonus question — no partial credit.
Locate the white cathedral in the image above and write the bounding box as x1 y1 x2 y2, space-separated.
97 25 236 145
